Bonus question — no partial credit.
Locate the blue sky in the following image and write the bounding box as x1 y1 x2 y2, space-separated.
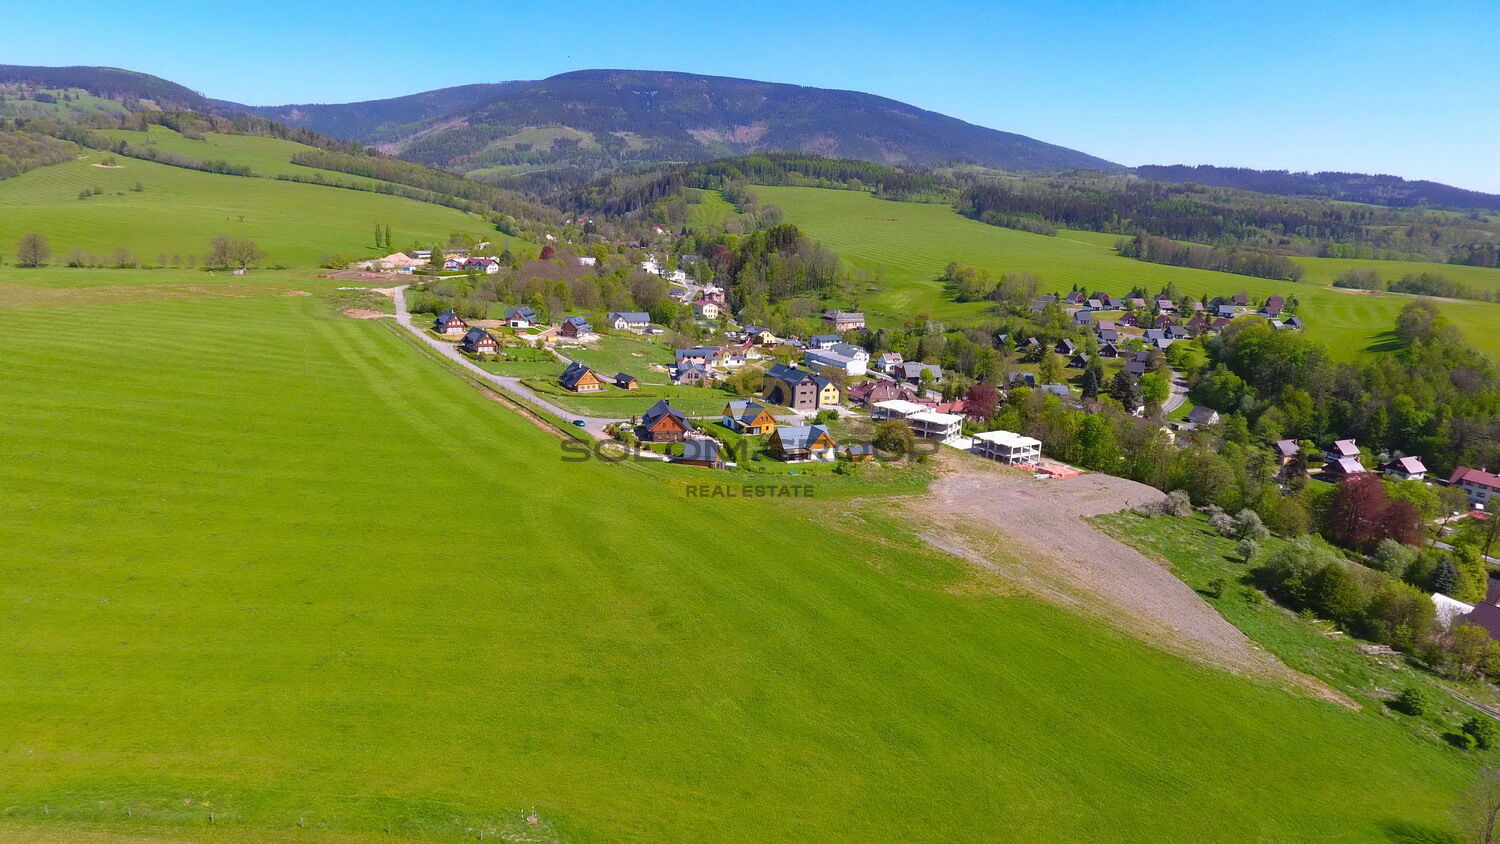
4 0 1497 191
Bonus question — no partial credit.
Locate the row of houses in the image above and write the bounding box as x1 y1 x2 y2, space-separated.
636 399 858 465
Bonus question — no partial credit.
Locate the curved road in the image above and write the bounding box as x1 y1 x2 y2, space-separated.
391 286 619 438
1162 370 1189 414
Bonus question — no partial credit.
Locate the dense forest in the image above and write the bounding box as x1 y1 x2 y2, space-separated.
1133 164 1500 214
0 130 76 179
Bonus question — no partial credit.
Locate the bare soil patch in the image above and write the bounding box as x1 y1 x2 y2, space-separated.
913 453 1344 701
480 388 566 440
90 163 124 169
281 290 312 296
325 270 393 282
342 308 387 319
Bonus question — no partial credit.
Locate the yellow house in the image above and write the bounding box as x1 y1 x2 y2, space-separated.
818 380 842 407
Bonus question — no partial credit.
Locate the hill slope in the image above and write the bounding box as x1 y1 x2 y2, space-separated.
755 185 1500 361
0 275 1475 841
1133 164 1500 213
0 144 495 266
239 69 1120 175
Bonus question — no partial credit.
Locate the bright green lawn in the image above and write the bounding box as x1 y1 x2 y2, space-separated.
0 272 1481 842
563 334 676 383
757 186 1500 361
94 125 391 187
686 191 738 229
521 377 738 416
0 150 494 266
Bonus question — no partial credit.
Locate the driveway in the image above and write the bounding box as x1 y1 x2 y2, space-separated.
390 286 619 438
1162 368 1189 413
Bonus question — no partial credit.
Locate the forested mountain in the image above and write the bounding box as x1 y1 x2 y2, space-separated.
1133 164 1500 214
236 69 1121 176
0 65 218 113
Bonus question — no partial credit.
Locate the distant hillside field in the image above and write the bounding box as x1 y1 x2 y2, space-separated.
92 124 394 187
755 186 1500 361
0 272 1476 841
0 150 494 266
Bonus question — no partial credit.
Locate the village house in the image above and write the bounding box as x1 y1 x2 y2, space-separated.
1185 406 1221 427
675 437 724 469
607 312 652 332
973 430 1042 466
722 400 777 435
741 326 778 345
673 363 713 387
1054 339 1078 356
905 410 964 445
1068 353 1089 370
1384 455 1428 481
1186 315 1211 334
692 299 721 321
504 307 538 328
764 363 838 411
1073 311 1094 326
558 361 604 393
1450 467 1500 508
873 352 904 374
459 327 497 355
1098 342 1121 358
823 309 866 332
559 316 593 339
442 257 466 270
849 380 917 406
1065 291 1087 306
896 361 943 385
1211 316 1233 331
804 349 867 377
1153 314 1175 330
843 443 877 463
1118 312 1140 327
640 399 692 443
1324 439 1361 465
433 310 468 336
1273 439 1301 465
769 424 837 462
1326 456 1368 480
808 334 842 350
614 373 639 390
1153 296 1176 313
1285 316 1305 330
871 398 928 422
464 257 501 274
675 347 716 367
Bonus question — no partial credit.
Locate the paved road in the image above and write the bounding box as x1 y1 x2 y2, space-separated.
391 286 618 438
1161 369 1189 413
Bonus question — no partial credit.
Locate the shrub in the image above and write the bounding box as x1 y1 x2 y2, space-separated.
1463 716 1498 750
1206 578 1227 599
1209 509 1237 537
1163 489 1193 517
1236 538 1259 562
1371 538 1417 578
1448 730 1477 750
1394 686 1429 716
1233 509 1271 542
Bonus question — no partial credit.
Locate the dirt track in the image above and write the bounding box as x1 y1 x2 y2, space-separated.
916 458 1342 700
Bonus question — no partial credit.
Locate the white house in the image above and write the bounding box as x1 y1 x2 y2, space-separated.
1433 593 1477 629
973 430 1042 466
607 312 652 332
803 349 867 377
874 352 904 374
871 399 928 422
577 256 597 267
1384 456 1428 481
1450 467 1500 507
906 410 964 444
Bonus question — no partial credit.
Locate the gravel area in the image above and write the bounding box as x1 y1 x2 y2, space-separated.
916 459 1341 700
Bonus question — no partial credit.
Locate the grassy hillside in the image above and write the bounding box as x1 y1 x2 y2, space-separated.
756 186 1500 361
0 149 496 266
0 270 1480 842
93 124 393 186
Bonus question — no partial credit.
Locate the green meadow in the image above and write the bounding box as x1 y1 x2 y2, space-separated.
94 124 394 186
0 268 1483 842
0 149 496 266
755 186 1500 361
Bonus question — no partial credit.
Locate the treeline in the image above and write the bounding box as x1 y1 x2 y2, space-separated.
0 130 76 179
959 178 1369 245
1451 242 1500 269
1332 267 1497 302
1204 301 1500 476
565 154 953 217
1117 235 1304 281
702 222 840 308
1133 164 1500 214
957 174 1500 264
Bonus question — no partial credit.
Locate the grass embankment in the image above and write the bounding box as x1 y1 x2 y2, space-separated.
756 186 1500 362
1096 511 1500 734
0 148 496 266
0 272 1482 841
